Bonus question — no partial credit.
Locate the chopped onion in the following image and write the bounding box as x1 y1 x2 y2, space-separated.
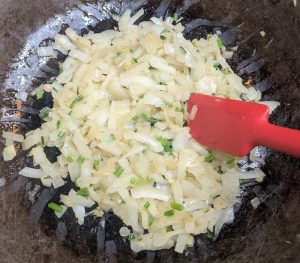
175 233 189 253
37 46 54 57
251 197 261 209
172 127 191 152
19 167 44 179
72 205 86 225
2 131 24 143
119 226 130 237
10 9 272 254
130 186 170 201
3 144 16 161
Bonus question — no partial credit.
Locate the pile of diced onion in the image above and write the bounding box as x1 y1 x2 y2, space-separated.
2 9 280 253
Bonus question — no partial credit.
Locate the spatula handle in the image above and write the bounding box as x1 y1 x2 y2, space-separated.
255 123 300 157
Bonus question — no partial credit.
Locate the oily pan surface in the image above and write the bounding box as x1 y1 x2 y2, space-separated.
0 0 300 262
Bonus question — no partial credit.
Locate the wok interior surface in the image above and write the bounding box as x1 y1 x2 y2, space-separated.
0 0 300 262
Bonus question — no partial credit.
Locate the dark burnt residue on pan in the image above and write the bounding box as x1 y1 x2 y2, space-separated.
0 1 299 263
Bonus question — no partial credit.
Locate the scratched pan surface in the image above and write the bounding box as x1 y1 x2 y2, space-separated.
0 0 300 262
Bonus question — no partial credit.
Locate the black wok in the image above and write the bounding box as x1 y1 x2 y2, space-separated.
0 0 299 262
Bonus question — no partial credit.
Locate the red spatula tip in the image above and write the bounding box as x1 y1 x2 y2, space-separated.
187 94 271 157
188 94 300 157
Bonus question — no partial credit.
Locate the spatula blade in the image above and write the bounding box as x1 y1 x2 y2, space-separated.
187 94 270 156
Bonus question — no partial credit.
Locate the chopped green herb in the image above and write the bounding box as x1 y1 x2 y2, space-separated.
164 209 174 217
58 68 63 75
161 28 170 34
226 157 235 168
148 215 154 226
56 120 61 129
132 116 139 123
188 67 192 73
222 68 231 75
128 233 135 241
36 90 44 100
140 112 148 120
46 79 54 84
140 113 158 127
113 166 124 177
204 153 215 163
159 82 167 85
240 179 250 185
172 13 179 24
166 103 173 108
160 35 166 40
133 58 138 63
204 57 208 63
130 49 133 53
213 63 221 70
48 202 63 213
157 136 173 155
69 95 84 109
57 131 65 138
171 202 184 211
166 225 173 232
130 177 149 186
127 140 133 148
66 155 73 164
93 159 101 170
149 66 156 70
77 155 85 164
39 107 51 120
76 188 89 197
207 35 212 40
216 36 223 49
175 107 184 113
206 228 215 241
148 117 158 127
179 46 187 54
144 201 150 209
111 134 116 141
41 136 45 145
116 51 122 56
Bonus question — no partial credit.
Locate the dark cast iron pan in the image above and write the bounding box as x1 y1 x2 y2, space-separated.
0 0 300 262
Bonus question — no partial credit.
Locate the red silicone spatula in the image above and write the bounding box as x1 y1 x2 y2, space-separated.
187 94 300 157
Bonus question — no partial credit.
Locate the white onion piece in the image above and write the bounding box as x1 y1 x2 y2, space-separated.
3 144 16 161
54 34 76 50
69 49 91 63
251 197 261 209
143 92 165 107
2 131 24 143
72 205 86 225
19 167 43 179
130 186 170 201
124 132 163 153
175 233 189 253
239 169 266 180
258 101 280 114
37 46 54 57
119 226 130 237
172 127 191 152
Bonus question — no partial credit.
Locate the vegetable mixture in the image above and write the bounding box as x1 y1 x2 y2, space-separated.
2 9 276 253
